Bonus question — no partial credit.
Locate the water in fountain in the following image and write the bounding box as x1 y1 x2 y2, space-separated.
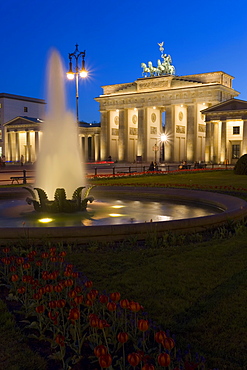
35 50 85 200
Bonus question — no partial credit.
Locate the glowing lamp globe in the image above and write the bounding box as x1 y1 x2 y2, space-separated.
80 70 88 78
66 72 74 80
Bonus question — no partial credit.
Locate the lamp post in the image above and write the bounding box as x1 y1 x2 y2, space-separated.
152 142 159 163
160 133 168 162
67 44 88 123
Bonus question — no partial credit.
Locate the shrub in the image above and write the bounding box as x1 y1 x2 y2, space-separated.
234 154 247 175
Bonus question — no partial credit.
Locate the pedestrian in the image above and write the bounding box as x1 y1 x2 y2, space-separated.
2 155 6 167
148 161 154 171
21 155 24 166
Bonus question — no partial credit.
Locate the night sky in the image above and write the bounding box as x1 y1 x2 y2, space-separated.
1 0 247 123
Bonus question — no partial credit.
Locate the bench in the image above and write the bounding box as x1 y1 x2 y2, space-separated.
10 176 35 184
194 163 207 169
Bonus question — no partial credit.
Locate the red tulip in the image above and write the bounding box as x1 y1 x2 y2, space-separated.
2 247 10 253
50 256 58 262
98 354 112 368
85 299 93 306
68 289 77 298
94 344 108 357
127 352 141 366
89 316 99 328
117 332 129 343
57 299 66 308
33 292 42 300
74 286 82 293
158 353 171 367
22 263 31 269
74 295 83 305
48 311 59 322
98 319 110 329
120 298 129 309
129 301 141 312
59 251 66 257
162 337 175 350
107 301 117 311
45 284 53 293
54 284 63 293
48 300 58 309
16 257 24 264
41 252 49 259
36 305 45 314
17 287 26 294
142 365 155 370
55 334 65 347
87 291 97 301
64 279 74 287
138 319 149 332
154 330 167 344
110 292 121 302
11 274 19 282
68 307 80 321
84 280 93 288
99 294 109 304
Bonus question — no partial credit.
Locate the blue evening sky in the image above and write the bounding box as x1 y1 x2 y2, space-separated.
0 0 247 123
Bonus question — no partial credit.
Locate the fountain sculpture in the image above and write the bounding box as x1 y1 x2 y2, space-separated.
25 50 94 213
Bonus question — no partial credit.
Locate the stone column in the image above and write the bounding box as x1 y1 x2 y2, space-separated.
7 131 12 161
94 134 100 161
186 105 195 162
210 123 215 162
205 121 211 163
242 119 247 156
118 109 127 161
100 110 109 161
137 107 147 161
220 120 227 163
15 132 20 161
163 106 173 162
213 122 219 163
35 131 39 161
26 131 31 162
84 135 88 162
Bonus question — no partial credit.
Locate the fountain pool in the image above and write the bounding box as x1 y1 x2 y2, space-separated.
1 186 247 244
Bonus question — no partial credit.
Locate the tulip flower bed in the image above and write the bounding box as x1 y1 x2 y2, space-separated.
0 246 206 370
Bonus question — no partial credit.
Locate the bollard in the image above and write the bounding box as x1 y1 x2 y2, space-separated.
23 169 27 184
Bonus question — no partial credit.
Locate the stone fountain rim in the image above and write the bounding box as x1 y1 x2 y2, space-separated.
1 186 247 244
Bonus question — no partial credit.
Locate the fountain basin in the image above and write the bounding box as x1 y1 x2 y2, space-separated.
1 186 247 244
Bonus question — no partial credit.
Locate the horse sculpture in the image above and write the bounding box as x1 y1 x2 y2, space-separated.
148 61 157 76
141 63 150 77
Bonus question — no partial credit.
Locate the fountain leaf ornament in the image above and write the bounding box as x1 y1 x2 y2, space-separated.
24 185 95 213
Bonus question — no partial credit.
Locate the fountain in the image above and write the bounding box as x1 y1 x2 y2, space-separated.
24 50 94 212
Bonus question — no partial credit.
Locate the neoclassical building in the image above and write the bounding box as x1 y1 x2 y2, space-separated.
3 116 101 164
95 71 240 163
202 98 247 164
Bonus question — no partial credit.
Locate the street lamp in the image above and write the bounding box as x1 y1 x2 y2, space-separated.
67 44 88 123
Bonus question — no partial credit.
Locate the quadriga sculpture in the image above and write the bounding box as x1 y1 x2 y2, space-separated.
25 186 94 213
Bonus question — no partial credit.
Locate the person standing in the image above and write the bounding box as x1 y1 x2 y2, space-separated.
21 155 24 166
2 155 6 167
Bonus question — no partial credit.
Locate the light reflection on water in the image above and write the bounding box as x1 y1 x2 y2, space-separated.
0 198 223 228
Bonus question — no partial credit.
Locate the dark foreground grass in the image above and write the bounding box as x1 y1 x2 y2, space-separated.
67 231 247 369
1 170 247 369
0 299 46 370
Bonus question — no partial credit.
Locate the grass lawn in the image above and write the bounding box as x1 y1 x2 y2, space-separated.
1 170 247 369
